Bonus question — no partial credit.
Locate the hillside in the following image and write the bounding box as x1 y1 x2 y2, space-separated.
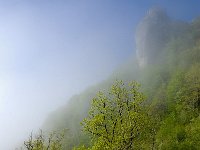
42 8 200 149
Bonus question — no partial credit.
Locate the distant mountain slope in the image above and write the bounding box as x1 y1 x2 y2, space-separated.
135 7 189 67
43 8 200 149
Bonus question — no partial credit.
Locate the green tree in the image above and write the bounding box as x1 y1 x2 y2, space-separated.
78 81 154 150
19 129 66 150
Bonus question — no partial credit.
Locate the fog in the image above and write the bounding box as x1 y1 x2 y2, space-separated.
0 0 200 149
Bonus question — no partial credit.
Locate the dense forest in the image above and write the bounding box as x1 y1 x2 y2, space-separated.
20 8 200 150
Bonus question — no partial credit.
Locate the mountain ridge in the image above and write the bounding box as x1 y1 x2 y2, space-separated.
42 8 200 149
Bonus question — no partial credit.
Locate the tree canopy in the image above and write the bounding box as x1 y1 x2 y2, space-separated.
77 81 155 150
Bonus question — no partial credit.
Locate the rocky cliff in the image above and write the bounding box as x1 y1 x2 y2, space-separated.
135 7 188 67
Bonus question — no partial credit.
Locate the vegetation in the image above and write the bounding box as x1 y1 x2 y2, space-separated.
19 130 66 150
21 13 200 150
78 81 154 149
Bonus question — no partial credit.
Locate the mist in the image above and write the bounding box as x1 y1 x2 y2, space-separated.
0 0 200 149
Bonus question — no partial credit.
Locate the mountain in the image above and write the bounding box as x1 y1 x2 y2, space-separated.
42 8 200 149
135 7 189 67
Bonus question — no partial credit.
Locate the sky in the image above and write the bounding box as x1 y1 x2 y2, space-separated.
0 0 200 149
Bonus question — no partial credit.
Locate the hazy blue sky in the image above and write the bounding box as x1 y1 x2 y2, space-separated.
0 0 200 149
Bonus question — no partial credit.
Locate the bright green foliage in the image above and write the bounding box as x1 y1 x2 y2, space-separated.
185 116 200 149
156 63 200 149
79 81 153 150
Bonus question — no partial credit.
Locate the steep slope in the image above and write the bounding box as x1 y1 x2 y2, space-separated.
43 8 200 149
135 7 189 67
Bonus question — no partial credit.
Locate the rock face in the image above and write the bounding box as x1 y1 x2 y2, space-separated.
135 7 172 67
